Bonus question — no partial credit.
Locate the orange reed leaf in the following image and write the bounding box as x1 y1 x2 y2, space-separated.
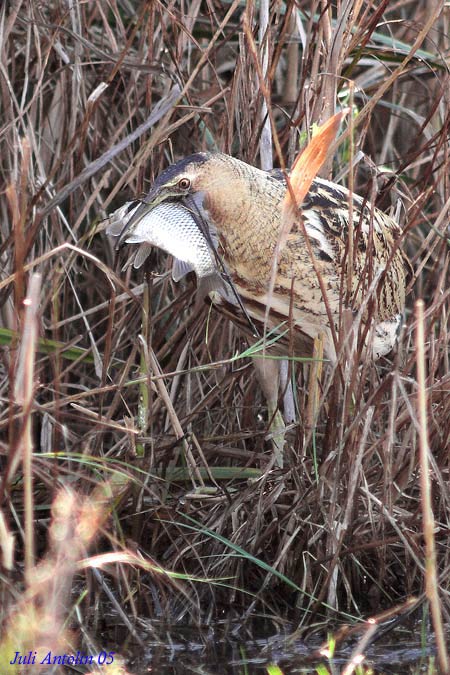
281 109 349 223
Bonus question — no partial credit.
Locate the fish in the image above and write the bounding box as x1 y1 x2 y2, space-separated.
106 200 224 297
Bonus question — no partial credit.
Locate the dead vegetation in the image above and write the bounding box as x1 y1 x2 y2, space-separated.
0 0 449 660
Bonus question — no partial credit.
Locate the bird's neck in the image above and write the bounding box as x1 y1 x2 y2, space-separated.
202 159 284 287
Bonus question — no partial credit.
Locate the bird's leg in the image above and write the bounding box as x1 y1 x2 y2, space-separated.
280 359 296 424
252 356 285 468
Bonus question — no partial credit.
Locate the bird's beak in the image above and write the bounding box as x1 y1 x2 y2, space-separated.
141 182 165 205
115 202 156 248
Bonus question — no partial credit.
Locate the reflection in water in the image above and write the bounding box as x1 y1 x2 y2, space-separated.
101 619 438 674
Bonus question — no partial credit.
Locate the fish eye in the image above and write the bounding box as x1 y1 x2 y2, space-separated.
178 177 191 190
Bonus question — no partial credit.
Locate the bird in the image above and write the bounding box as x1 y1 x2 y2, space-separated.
106 147 410 465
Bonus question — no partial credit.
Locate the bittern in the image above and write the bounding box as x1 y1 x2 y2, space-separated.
107 151 410 462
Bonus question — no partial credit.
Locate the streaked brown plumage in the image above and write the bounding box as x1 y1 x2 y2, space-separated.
107 152 410 364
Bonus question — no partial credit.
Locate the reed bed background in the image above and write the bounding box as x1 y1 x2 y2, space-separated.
0 0 449 664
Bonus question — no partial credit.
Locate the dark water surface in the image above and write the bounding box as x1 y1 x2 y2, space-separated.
103 620 439 674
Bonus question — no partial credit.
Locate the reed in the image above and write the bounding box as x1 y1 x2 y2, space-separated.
0 0 448 664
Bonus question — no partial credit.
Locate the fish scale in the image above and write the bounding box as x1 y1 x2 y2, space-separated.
106 200 218 282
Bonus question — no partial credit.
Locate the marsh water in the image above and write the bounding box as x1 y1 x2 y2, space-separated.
102 619 438 674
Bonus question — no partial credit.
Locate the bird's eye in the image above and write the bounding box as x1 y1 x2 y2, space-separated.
178 177 191 190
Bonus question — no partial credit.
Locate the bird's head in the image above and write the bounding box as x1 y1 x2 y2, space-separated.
142 152 212 209
143 152 282 231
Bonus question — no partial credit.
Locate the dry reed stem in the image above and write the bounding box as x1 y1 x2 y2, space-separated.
0 0 449 643
415 299 449 674
14 273 41 578
305 334 324 433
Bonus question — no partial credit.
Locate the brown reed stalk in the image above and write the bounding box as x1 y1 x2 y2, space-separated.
415 299 449 674
0 1 448 652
